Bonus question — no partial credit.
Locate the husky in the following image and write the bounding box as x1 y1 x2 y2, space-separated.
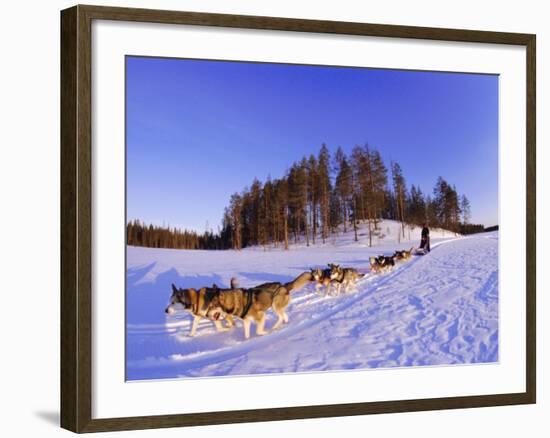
394 247 413 261
369 255 395 273
165 284 234 337
328 263 365 294
205 272 314 339
311 267 334 295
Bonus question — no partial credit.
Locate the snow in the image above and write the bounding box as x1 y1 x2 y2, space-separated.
126 220 498 381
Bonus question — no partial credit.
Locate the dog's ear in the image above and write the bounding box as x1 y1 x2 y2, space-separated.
171 283 178 294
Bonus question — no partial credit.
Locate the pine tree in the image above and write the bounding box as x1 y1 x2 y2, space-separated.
408 184 426 225
277 177 290 249
461 194 471 225
369 148 388 229
287 163 303 244
299 158 310 246
433 177 462 232
317 144 331 244
433 176 450 228
449 185 462 232
250 179 262 246
391 161 407 238
334 147 352 233
425 195 438 228
229 193 243 250
260 177 273 248
308 154 318 244
350 145 368 222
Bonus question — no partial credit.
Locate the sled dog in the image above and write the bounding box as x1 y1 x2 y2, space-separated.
328 263 365 294
311 267 334 295
205 272 314 339
394 247 413 261
369 255 395 273
165 284 234 337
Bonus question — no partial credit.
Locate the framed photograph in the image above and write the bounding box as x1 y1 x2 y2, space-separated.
60 4 536 433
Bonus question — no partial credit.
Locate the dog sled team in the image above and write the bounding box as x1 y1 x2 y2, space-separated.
165 247 416 340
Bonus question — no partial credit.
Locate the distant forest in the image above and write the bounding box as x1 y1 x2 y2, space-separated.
127 144 486 250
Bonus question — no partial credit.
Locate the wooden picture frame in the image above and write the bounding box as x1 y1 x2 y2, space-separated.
61 4 536 433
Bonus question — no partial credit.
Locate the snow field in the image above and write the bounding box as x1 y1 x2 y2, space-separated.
126 220 498 380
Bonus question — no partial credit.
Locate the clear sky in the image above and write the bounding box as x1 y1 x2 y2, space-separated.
126 56 498 232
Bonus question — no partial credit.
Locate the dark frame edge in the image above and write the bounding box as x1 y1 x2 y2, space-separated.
60 5 79 433
61 5 94 433
60 4 537 433
76 3 534 45
81 392 532 433
525 34 536 404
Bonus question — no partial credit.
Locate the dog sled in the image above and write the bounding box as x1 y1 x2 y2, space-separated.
412 246 429 256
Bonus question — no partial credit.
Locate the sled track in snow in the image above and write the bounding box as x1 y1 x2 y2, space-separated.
129 238 462 372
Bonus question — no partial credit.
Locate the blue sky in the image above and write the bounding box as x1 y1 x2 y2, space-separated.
126 56 498 231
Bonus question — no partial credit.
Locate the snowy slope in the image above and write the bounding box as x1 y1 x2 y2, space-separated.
247 219 458 250
126 221 497 380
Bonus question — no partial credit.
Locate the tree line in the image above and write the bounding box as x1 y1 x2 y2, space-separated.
126 219 228 250
128 143 484 250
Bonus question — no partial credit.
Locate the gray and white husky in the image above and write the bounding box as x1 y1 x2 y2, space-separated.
328 263 365 294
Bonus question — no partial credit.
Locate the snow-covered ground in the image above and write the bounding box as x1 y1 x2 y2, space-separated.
126 220 498 381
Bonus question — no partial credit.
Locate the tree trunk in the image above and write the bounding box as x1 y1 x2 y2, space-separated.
305 207 310 247
343 203 347 233
368 217 372 247
353 196 358 242
399 188 405 238
284 208 289 250
312 203 317 244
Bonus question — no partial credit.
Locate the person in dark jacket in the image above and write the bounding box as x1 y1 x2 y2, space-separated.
420 223 430 252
